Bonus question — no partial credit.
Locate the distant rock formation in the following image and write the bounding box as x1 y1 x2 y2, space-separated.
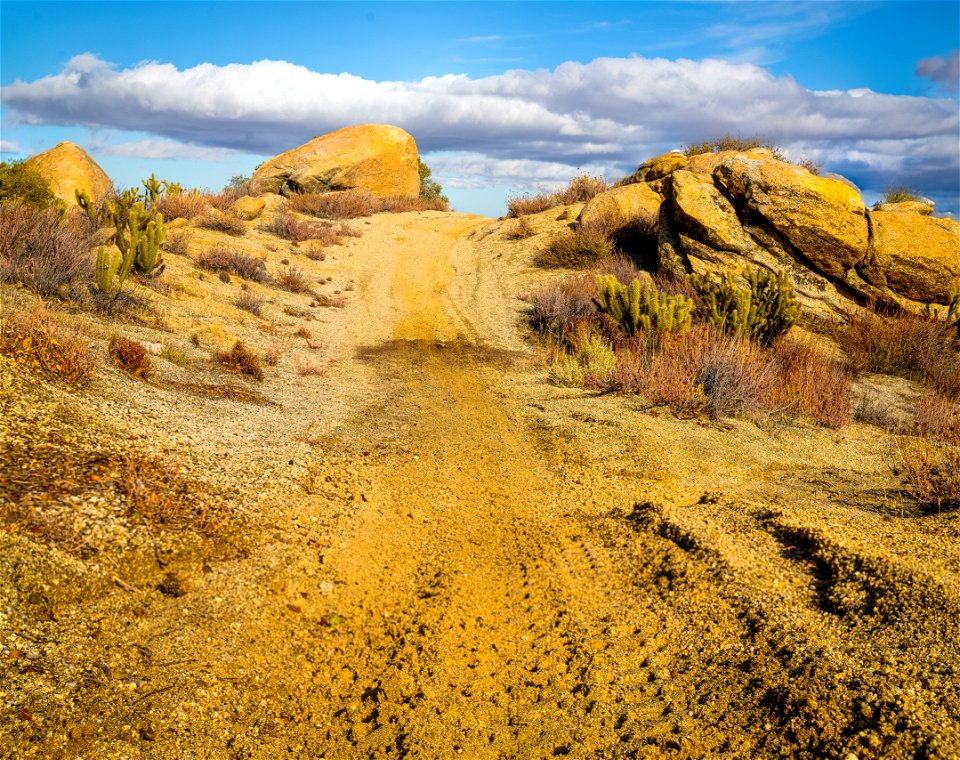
23 142 113 205
582 150 959 319
250 124 420 199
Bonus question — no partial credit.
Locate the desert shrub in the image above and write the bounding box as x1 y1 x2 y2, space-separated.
0 160 61 210
528 274 598 337
201 190 240 212
195 248 268 282
263 347 281 366
225 175 252 195
881 185 922 204
900 439 960 513
595 275 693 341
380 195 449 213
603 323 776 419
536 226 613 268
690 267 798 346
0 300 97 385
109 336 151 377
506 216 536 240
303 243 326 261
797 158 821 176
316 293 348 309
154 191 207 220
196 210 246 236
235 290 265 316
769 337 852 428
159 343 188 366
261 212 336 243
418 159 449 205
214 341 263 380
507 193 557 218
162 230 189 256
0 203 92 295
276 267 312 294
550 329 617 387
287 189 378 219
911 391 960 445
682 134 785 161
836 307 960 396
337 222 362 238
295 356 328 376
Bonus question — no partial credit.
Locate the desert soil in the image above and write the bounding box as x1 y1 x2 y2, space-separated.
2 208 959 759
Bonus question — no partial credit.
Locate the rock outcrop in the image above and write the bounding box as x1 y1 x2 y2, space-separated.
250 124 419 199
23 142 112 204
602 151 960 320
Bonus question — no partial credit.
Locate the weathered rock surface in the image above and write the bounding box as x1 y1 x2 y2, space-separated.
23 142 112 204
578 182 662 227
250 124 419 199
231 195 266 220
607 151 960 319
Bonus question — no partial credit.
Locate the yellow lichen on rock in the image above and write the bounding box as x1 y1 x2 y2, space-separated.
23 141 113 204
578 182 662 227
250 124 420 199
862 211 960 304
231 195 266 220
714 155 869 279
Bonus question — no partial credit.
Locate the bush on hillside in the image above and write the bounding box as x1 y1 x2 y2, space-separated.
0 203 92 295
0 160 61 210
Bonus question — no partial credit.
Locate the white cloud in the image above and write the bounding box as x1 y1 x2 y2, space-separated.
91 138 238 161
2 53 957 209
0 140 25 154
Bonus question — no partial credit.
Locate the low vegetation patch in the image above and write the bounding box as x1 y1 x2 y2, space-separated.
287 189 378 219
196 210 246 236
0 300 97 386
195 247 269 282
836 306 960 397
682 133 786 160
261 212 341 244
900 439 960 513
507 174 609 218
109 336 151 377
0 203 92 296
275 267 312 294
214 340 264 380
154 191 208 220
235 289 265 316
536 225 614 269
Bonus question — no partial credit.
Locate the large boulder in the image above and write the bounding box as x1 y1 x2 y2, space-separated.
603 149 958 321
714 155 869 279
250 124 419 199
577 182 662 227
23 142 112 204
860 211 960 304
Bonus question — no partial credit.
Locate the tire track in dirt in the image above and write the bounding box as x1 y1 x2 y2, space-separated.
293 217 696 757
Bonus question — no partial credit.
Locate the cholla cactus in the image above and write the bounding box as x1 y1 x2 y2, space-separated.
595 274 693 339
95 245 135 294
690 266 798 345
74 188 97 222
109 200 166 278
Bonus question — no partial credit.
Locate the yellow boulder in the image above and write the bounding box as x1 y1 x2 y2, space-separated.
861 211 960 304
23 141 113 204
250 124 420 199
231 195 266 220
714 155 869 279
578 182 662 227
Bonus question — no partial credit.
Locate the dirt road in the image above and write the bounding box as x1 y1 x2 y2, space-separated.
2 211 959 758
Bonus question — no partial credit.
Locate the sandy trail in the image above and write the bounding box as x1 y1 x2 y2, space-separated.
3 211 959 758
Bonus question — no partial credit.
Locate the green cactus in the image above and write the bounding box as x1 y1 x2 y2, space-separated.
109 200 166 278
595 275 693 339
143 173 163 205
161 179 185 196
690 266 798 345
74 188 97 222
95 245 135 294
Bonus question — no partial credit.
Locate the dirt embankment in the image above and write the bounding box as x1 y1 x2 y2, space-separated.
2 209 959 758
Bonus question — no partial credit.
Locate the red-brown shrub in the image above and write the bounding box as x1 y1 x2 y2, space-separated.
0 300 97 385
287 189 378 219
109 336 151 377
214 341 263 380
196 210 246 236
911 391 960 445
900 439 960 513
153 192 208 220
195 248 268 282
769 337 853 428
261 213 339 243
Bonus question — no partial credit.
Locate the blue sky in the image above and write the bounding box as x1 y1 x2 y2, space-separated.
2 1 958 217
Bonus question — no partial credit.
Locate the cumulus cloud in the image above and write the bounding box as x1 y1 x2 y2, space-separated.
0 140 25 154
2 53 958 208
916 50 960 93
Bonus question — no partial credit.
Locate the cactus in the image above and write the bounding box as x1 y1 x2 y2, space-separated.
595 275 693 339
948 291 960 341
95 245 135 294
109 200 166 278
75 188 97 222
690 266 798 345
143 173 163 205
